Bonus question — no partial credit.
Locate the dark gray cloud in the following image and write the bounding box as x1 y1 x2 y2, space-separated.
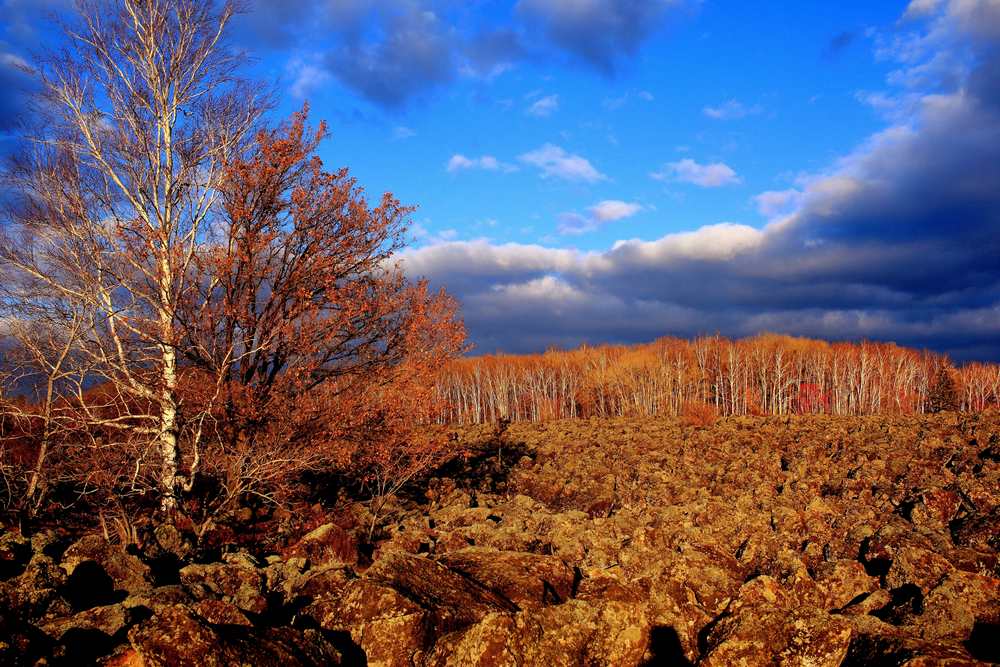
0 0 66 141
516 0 677 74
400 2 1000 361
235 0 683 108
0 52 36 134
239 1 482 108
463 28 526 77
824 31 856 58
231 1 321 49
324 7 456 109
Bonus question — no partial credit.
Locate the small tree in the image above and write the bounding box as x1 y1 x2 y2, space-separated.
927 365 959 413
175 111 466 528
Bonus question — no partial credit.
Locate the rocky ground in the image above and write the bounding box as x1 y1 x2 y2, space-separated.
1 413 999 665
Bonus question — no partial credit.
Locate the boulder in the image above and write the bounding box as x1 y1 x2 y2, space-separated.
287 523 357 566
699 577 855 667
179 561 267 615
284 563 352 602
815 560 880 610
40 602 149 665
364 552 518 633
41 602 134 640
127 604 341 666
303 580 428 667
703 610 854 667
0 530 30 580
61 535 152 602
151 524 193 561
911 489 962 530
123 585 193 615
191 599 253 627
1 548 68 618
885 546 955 592
426 600 649 667
914 570 1000 642
436 548 576 609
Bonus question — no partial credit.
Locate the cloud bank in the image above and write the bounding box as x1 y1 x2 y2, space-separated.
402 1 1000 360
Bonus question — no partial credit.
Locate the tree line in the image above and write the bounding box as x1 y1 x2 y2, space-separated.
434 334 1000 424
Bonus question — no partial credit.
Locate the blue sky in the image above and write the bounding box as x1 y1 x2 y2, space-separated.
4 0 1000 360
239 1 903 253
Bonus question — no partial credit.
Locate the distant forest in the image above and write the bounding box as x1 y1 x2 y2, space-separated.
436 334 1000 424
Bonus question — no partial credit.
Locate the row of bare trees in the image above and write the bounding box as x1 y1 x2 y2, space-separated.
0 0 465 528
435 334 1000 424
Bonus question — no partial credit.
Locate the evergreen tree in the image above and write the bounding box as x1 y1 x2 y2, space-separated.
927 366 959 413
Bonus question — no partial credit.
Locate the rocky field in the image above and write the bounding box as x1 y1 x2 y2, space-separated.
2 413 999 665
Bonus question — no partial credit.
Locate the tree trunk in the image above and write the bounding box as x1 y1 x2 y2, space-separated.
159 343 180 513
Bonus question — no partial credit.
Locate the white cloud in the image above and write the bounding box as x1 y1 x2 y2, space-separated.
289 62 331 99
393 126 416 140
519 144 607 182
410 222 460 246
652 158 741 187
703 99 763 120
527 94 559 117
0 53 31 71
590 200 643 222
903 0 1000 39
753 189 804 218
491 275 586 302
446 154 517 173
447 155 475 171
557 200 641 235
608 223 763 263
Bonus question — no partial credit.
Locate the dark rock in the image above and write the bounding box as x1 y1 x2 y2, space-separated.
179 560 267 615
303 579 428 666
436 548 575 609
61 535 152 601
287 523 357 566
127 604 341 666
0 531 31 580
364 552 518 633
426 600 649 666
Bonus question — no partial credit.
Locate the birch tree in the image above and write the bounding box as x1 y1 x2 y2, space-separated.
1 0 264 512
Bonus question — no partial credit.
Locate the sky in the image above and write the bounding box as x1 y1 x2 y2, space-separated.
3 0 1000 360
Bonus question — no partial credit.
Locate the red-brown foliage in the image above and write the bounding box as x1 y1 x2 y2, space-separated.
680 401 718 428
169 110 466 524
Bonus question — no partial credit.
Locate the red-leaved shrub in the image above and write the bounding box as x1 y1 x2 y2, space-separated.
680 401 718 428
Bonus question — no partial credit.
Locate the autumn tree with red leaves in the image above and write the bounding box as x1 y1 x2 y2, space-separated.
173 111 466 527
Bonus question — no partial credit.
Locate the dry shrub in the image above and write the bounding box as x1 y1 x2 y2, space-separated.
680 400 718 428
